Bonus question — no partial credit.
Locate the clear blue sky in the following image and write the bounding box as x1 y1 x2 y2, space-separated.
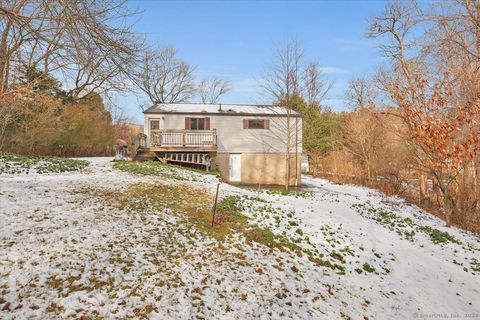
122 0 389 123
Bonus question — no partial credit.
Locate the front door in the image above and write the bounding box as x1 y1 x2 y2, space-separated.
229 154 241 182
149 118 161 147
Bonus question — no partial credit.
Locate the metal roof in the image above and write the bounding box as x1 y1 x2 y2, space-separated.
143 103 301 117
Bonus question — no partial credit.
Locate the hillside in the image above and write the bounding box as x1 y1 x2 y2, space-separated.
0 157 479 319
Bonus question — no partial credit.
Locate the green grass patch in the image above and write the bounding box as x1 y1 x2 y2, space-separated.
215 195 344 272
264 188 313 198
418 226 460 244
351 202 460 245
79 184 344 272
362 263 376 273
0 152 88 174
114 161 220 181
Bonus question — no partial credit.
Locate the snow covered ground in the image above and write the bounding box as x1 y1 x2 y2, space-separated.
0 157 479 319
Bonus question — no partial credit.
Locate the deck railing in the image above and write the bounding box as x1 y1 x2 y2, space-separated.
150 129 217 148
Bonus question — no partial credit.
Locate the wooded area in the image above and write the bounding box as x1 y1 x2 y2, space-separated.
0 1 141 156
302 1 480 233
0 0 231 156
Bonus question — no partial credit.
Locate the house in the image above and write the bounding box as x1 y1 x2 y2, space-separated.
138 103 303 186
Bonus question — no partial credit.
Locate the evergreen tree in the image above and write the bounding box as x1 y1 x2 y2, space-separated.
280 94 343 155
18 64 62 96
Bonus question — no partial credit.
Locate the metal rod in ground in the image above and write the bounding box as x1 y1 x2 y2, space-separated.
211 183 220 227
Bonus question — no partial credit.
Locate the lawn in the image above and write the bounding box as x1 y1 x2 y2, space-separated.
0 158 479 319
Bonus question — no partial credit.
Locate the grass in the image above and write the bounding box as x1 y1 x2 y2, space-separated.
239 185 313 198
362 263 376 273
215 196 299 251
351 202 460 245
90 183 288 249
236 197 363 273
261 187 313 198
113 161 221 181
214 195 346 272
79 183 345 272
0 152 89 175
418 226 461 244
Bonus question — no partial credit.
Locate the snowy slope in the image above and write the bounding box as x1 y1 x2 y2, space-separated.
0 158 479 319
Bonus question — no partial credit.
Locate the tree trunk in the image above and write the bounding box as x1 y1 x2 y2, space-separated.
285 109 291 191
0 21 12 94
419 173 428 201
442 184 459 228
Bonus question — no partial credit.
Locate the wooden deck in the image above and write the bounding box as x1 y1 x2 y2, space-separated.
150 129 216 150
135 129 217 166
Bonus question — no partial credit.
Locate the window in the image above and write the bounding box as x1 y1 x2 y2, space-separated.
243 119 269 129
150 119 160 130
190 118 205 130
185 117 210 130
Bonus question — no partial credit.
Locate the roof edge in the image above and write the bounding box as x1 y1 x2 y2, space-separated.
142 103 301 116
143 110 302 118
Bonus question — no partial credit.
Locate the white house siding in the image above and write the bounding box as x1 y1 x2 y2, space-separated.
144 113 303 154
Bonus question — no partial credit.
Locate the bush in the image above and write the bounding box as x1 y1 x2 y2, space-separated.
0 92 115 157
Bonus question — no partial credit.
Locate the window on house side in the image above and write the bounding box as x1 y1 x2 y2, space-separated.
190 118 206 130
244 119 269 129
150 120 160 130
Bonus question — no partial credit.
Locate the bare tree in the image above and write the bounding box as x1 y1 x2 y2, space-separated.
262 39 338 189
0 0 143 99
262 38 304 102
342 108 385 180
345 75 378 110
302 62 334 106
368 0 480 228
198 76 230 103
367 0 421 83
132 47 196 105
0 0 143 152
262 39 337 190
421 0 480 107
426 0 480 66
246 107 301 190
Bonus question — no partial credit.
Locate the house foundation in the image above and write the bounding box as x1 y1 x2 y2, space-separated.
216 152 301 186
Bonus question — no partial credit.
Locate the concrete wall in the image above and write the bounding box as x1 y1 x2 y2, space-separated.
144 113 303 154
215 153 230 181
214 152 301 186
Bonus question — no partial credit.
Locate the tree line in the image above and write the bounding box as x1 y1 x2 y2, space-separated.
258 0 480 233
0 0 233 156
292 0 480 233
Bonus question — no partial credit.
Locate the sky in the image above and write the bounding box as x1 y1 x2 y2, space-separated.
121 0 390 123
